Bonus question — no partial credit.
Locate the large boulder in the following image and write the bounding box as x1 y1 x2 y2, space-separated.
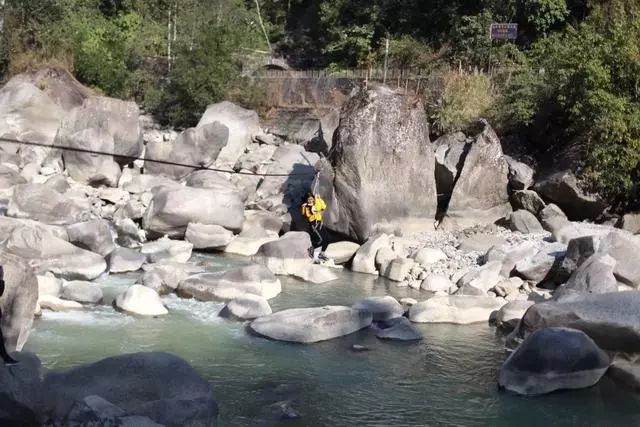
539 203 569 235
409 295 505 324
597 231 640 287
143 185 244 238
7 183 90 225
222 294 272 320
494 300 534 332
559 235 601 280
252 232 312 276
109 247 146 273
433 132 468 197
224 210 282 256
57 127 121 186
351 234 390 275
456 261 503 296
114 285 168 317
555 254 617 298
352 296 404 321
439 123 511 231
145 122 229 179
507 292 640 352
324 241 360 265
421 274 455 293
0 352 44 425
499 328 609 395
618 213 640 235
323 84 438 242
141 238 193 264
505 155 535 190
141 263 204 294
185 223 234 250
56 96 143 164
254 144 319 216
250 306 373 343
485 242 538 277
61 281 103 304
514 242 566 285
38 295 83 312
290 264 339 284
508 210 544 234
511 190 546 215
43 352 218 427
0 165 26 200
197 101 260 166
178 264 282 301
0 251 38 352
534 171 606 221
4 227 106 280
66 219 115 257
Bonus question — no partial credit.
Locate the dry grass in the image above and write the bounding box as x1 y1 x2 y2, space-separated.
8 50 74 77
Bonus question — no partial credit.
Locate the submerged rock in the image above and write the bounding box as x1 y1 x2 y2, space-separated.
375 317 422 341
250 306 373 343
141 237 193 264
43 352 218 427
499 327 609 396
141 262 204 294
352 296 404 321
494 300 534 332
61 281 103 304
223 294 272 320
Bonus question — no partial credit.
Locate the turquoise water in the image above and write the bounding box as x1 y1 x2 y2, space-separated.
25 254 640 426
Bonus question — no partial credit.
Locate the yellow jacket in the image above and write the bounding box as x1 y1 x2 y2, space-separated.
301 197 327 222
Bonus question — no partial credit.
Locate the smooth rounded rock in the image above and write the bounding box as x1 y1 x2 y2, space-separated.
352 296 404 321
223 294 272 320
114 285 168 316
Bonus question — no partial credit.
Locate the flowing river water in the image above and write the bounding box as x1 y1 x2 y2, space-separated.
24 253 640 426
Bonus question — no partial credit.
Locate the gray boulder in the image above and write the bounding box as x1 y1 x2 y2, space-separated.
61 281 103 304
597 231 640 287
58 127 121 186
351 234 391 275
0 352 44 425
56 96 143 163
252 232 312 276
494 300 534 332
7 183 90 225
534 171 606 220
141 237 193 264
0 251 38 351
457 261 503 295
539 203 569 235
507 292 640 352
222 294 272 320
323 84 438 242
618 213 640 235
421 274 454 293
555 254 617 298
224 210 282 256
143 185 244 238
511 190 546 215
197 101 260 166
440 123 511 231
178 264 282 301
514 242 566 285
114 218 146 248
254 144 319 217
250 306 373 343
553 222 614 244
185 223 234 250
434 132 468 197
499 327 609 395
559 235 601 280
485 242 538 277
145 122 228 179
509 210 544 234
114 285 168 317
505 155 535 190
109 247 146 273
409 296 505 324
375 317 422 341
43 352 218 427
235 143 277 173
382 258 415 282
324 241 360 264
141 263 204 294
4 227 106 280
352 296 404 321
66 219 115 257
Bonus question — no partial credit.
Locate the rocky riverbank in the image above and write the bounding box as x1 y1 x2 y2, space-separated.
1 68 640 424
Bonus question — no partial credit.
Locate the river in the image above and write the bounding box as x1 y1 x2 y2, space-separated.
25 254 640 426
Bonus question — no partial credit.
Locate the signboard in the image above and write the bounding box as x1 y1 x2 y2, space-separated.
490 23 518 40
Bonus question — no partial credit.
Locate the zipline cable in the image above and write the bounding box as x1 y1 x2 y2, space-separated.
0 136 318 177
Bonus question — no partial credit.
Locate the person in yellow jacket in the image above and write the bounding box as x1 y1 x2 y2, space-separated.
301 193 329 262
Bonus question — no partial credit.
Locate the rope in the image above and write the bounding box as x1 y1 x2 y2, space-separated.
0 136 317 177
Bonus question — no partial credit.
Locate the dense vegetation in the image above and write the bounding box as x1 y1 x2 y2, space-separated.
1 0 639 208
